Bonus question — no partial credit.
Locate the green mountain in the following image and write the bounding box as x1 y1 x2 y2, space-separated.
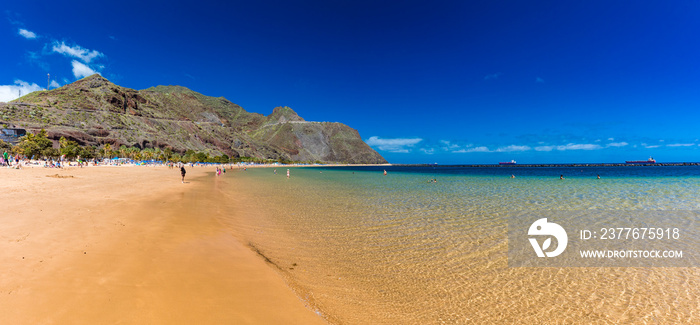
0 75 386 164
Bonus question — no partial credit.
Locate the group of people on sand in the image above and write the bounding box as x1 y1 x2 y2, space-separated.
2 151 22 168
1 153 61 169
41 155 88 168
215 166 226 176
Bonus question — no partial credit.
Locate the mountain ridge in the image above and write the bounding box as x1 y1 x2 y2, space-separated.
0 75 387 164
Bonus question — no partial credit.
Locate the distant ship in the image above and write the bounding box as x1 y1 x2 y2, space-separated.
625 157 656 164
499 160 516 165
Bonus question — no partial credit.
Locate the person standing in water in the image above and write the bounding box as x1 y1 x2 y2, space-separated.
383 169 387 175
287 169 290 178
181 166 187 183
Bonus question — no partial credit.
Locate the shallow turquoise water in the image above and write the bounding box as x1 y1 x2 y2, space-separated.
221 166 699 324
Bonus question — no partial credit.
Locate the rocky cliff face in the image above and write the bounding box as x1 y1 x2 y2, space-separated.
0 75 387 164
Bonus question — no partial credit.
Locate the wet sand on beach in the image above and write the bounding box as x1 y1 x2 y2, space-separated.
0 166 325 324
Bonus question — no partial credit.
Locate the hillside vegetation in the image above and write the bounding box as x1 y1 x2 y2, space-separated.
0 75 386 164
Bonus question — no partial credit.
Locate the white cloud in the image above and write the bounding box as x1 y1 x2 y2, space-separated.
607 137 614 141
642 143 661 149
556 143 602 151
468 146 491 152
453 146 491 153
71 60 100 79
49 80 61 88
538 143 616 151
440 140 460 150
366 136 423 153
606 142 628 147
535 146 555 152
18 28 37 39
48 40 106 79
667 143 695 147
52 41 103 63
441 139 631 155
0 80 43 102
495 145 531 152
420 148 435 155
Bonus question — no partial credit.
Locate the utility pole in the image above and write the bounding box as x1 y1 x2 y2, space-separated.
47 73 51 90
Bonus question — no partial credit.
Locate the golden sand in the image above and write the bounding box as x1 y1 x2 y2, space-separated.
0 166 325 324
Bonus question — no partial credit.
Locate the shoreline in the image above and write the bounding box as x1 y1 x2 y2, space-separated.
0 165 326 324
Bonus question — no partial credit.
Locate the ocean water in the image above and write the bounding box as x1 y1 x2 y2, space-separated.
216 166 699 324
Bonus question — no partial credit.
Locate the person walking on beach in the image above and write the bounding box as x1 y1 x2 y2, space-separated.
181 166 187 183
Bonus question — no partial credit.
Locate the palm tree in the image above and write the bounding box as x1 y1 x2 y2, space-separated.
103 143 112 159
126 146 139 159
118 145 128 159
163 147 173 161
153 148 163 161
141 148 154 161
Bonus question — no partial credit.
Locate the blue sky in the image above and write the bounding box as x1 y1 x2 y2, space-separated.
2 1 699 164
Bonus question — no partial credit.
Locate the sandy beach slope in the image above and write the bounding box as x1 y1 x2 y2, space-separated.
0 165 325 324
